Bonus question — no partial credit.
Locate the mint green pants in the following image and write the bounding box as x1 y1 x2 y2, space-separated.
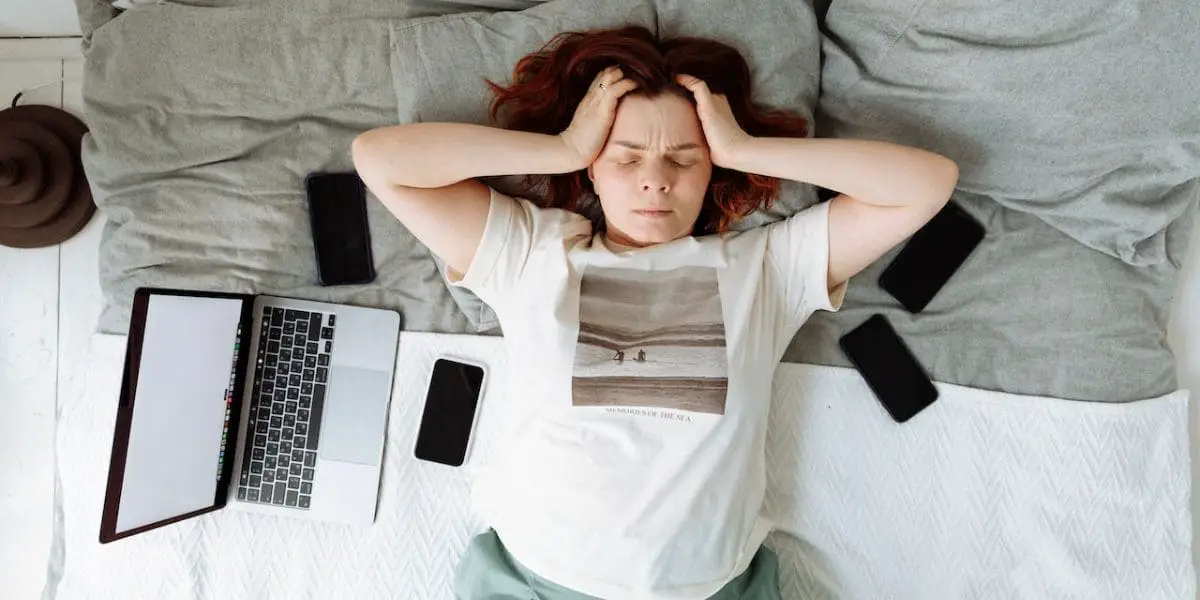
454 530 782 599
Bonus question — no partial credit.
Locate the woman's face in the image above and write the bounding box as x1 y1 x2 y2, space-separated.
588 92 713 247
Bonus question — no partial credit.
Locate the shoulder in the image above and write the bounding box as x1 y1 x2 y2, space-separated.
765 203 831 253
492 188 593 244
712 204 831 271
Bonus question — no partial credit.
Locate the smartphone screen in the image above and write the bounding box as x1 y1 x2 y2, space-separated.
414 358 486 467
305 173 375 286
839 314 938 423
879 201 984 313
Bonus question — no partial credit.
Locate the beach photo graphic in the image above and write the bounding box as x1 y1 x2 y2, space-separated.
572 266 728 415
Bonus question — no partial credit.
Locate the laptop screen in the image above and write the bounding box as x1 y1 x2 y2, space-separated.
105 292 249 539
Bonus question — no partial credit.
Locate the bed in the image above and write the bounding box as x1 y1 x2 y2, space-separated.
49 0 1200 597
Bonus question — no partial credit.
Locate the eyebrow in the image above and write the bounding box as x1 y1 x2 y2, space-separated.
611 141 703 152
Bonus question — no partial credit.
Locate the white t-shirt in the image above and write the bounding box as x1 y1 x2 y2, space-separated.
453 189 845 599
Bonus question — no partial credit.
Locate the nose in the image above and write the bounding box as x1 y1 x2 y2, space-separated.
639 162 672 194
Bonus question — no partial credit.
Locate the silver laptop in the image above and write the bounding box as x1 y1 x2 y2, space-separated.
100 287 400 543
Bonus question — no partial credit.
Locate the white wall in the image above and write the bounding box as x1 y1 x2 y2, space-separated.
0 0 82 37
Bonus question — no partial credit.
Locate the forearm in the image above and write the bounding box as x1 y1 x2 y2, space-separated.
352 123 581 189
726 137 958 208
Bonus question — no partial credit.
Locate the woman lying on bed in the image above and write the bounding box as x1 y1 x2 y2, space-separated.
353 25 956 600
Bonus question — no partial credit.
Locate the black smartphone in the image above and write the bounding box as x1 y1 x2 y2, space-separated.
839 314 938 423
414 358 487 467
305 172 376 286
879 201 984 313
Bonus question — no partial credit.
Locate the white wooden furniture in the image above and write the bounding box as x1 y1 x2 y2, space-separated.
1 39 102 600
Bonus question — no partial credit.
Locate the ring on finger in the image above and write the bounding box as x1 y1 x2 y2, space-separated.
598 82 607 92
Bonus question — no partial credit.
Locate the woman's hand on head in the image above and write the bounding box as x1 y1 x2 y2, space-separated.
559 67 638 170
676 75 752 169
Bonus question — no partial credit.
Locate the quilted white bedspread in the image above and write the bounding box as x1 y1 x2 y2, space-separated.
47 332 1194 599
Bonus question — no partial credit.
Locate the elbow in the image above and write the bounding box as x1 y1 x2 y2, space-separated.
350 131 375 172
930 155 959 209
939 156 960 191
352 128 408 187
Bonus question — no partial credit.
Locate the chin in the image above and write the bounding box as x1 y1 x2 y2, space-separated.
625 222 688 245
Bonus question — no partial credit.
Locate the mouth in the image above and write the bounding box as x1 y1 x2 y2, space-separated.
634 209 673 218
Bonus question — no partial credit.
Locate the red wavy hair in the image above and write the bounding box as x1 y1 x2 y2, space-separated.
488 25 809 234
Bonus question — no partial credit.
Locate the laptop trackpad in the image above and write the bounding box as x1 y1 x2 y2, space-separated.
319 366 391 466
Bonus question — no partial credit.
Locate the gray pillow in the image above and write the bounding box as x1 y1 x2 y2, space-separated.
74 0 116 38
389 0 823 330
84 5 475 335
817 0 1200 266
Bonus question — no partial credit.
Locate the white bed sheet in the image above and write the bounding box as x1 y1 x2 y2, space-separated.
45 331 1194 599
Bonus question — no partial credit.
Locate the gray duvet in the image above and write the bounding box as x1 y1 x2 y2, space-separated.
79 0 1198 402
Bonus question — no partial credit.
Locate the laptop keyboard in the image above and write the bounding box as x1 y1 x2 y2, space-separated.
237 306 337 510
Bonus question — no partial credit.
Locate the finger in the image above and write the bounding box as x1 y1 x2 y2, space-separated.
608 78 639 100
676 75 715 115
585 68 621 102
675 74 709 96
597 70 622 97
589 68 616 93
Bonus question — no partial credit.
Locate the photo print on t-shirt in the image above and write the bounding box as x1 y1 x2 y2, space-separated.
572 265 728 415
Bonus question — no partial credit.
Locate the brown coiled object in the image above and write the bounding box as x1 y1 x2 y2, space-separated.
0 104 95 248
